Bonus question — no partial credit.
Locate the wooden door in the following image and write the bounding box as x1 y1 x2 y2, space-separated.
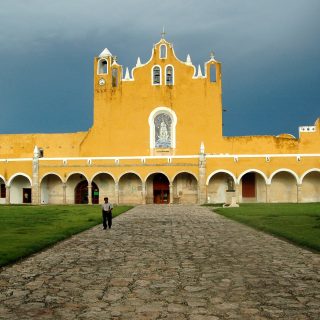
242 173 256 198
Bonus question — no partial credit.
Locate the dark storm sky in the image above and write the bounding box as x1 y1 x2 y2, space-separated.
0 0 319 137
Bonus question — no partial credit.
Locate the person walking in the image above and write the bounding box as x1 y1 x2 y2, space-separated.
102 197 113 229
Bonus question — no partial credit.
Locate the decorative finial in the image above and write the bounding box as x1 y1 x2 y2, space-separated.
200 142 205 154
210 50 216 61
161 26 166 39
124 67 130 80
186 54 192 65
136 57 142 67
197 65 203 78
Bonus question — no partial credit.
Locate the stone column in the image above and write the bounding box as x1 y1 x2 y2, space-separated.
235 183 240 203
198 143 207 204
169 183 173 204
88 184 92 205
32 146 40 205
62 183 66 204
5 185 10 204
297 183 302 203
115 182 119 205
266 184 271 203
141 181 146 204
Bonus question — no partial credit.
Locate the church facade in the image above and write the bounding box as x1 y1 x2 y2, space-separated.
0 37 319 205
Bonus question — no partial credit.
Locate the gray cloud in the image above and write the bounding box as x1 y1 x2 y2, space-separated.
0 0 319 135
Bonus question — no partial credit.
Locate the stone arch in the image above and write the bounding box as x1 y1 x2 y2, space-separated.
237 169 268 185
40 173 63 204
118 172 143 204
0 175 6 204
269 169 299 184
172 172 198 204
92 172 116 204
269 170 298 203
300 168 320 183
74 180 99 204
145 172 170 204
8 173 32 187
8 173 32 204
300 169 320 202
207 170 236 204
65 172 89 204
238 169 268 203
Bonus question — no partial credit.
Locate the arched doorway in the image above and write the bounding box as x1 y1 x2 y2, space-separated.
239 171 267 203
9 174 32 204
152 173 170 204
75 181 99 204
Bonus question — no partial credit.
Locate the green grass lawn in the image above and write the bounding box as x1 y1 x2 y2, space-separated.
0 205 132 267
213 203 320 252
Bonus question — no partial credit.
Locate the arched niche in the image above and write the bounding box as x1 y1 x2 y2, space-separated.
118 172 143 204
172 172 198 204
269 171 298 203
207 171 235 204
301 171 320 202
40 173 63 204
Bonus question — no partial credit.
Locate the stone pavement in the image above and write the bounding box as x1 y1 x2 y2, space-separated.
0 205 319 320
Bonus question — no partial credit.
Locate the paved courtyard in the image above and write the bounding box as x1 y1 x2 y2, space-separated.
0 205 319 320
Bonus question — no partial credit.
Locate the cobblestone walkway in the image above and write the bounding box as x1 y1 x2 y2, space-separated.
0 205 319 320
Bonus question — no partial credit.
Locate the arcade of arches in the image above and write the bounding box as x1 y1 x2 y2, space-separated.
1 169 320 205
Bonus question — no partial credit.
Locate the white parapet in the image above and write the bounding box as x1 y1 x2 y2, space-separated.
299 126 316 133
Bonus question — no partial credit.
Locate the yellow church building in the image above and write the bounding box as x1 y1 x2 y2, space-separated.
0 36 319 205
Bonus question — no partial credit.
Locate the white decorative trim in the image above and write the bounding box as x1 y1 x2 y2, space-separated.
8 173 32 187
206 170 236 186
148 107 177 149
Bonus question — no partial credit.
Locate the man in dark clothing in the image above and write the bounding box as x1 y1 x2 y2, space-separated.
101 197 113 229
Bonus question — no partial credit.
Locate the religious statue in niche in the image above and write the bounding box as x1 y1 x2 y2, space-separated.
154 113 172 148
